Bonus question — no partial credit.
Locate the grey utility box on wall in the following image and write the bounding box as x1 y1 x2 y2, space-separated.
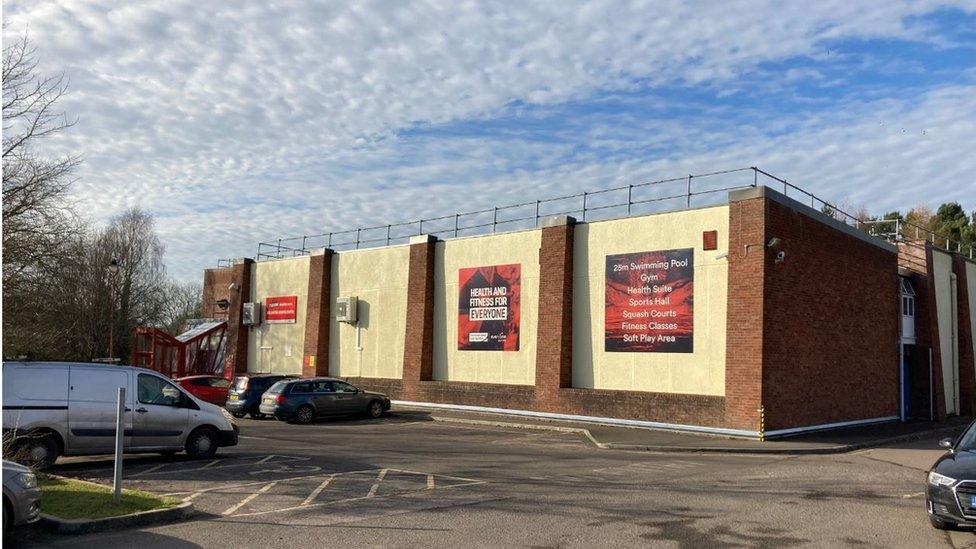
242 302 261 326
335 296 358 324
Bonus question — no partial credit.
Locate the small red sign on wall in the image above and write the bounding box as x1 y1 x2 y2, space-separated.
265 295 298 324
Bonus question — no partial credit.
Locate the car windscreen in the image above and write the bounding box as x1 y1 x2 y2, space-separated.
957 424 976 451
265 380 290 395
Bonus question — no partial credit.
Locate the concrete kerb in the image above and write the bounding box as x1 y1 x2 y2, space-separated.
407 412 965 455
38 475 196 535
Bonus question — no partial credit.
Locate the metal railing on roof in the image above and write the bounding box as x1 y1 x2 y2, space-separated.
255 167 761 260
251 166 974 263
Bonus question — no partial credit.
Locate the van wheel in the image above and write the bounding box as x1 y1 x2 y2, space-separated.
367 401 384 419
16 435 59 470
293 405 315 424
184 428 219 459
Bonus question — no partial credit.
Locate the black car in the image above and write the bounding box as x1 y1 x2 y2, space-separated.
258 377 391 424
225 373 298 419
927 421 976 529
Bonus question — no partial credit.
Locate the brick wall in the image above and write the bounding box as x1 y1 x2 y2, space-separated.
302 250 334 377
724 196 766 430
535 217 575 403
202 267 233 319
225 186 908 433
906 270 935 419
224 258 253 375
760 197 899 430
402 236 437 399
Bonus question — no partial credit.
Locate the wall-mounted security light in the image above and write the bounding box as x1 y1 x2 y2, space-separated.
228 282 238 291
766 237 782 249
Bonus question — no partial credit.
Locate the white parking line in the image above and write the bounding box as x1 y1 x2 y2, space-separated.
161 468 381 497
301 475 335 507
199 459 223 469
230 478 488 518
223 481 278 516
136 464 168 476
367 469 388 498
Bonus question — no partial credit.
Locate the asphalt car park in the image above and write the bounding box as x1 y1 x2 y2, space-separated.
9 413 967 548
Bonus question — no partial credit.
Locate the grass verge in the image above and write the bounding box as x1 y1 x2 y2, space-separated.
40 476 179 520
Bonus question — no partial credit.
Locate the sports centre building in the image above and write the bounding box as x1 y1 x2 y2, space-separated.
194 168 976 438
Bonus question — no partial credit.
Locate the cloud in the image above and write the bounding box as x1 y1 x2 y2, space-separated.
3 0 975 279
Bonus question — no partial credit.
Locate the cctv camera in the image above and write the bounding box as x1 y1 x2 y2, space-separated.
775 250 786 263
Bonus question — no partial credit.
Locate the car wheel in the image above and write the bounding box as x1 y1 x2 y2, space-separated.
231 412 246 419
294 405 315 425
16 434 59 470
930 515 955 530
184 428 219 459
367 400 384 419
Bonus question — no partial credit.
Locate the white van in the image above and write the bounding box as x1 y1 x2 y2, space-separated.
2 362 238 468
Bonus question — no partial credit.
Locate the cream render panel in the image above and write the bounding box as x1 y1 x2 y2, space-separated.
433 230 541 385
329 245 410 379
248 256 310 375
932 250 959 414
572 206 729 396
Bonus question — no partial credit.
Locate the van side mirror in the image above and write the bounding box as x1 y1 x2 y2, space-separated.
940 438 954 450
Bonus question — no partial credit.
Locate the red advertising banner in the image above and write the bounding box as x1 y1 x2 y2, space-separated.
265 295 298 324
605 248 693 352
458 264 520 351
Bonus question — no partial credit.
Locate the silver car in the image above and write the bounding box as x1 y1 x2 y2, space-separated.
2 362 239 468
2 460 41 534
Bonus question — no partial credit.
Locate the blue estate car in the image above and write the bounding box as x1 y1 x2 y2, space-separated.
225 373 297 419
259 377 391 424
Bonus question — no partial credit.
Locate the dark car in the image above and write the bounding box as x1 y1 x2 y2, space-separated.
225 373 298 419
258 378 391 424
927 421 976 529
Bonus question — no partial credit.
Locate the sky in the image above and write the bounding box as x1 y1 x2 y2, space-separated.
4 0 976 280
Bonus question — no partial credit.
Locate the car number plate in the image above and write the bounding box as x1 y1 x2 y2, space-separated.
263 397 274 404
229 394 239 400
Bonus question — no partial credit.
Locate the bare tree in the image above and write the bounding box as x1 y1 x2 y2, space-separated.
2 29 83 359
95 208 169 360
161 281 204 335
2 30 80 274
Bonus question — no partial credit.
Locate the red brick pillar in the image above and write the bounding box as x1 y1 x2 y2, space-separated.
303 248 334 377
402 235 437 399
535 216 576 407
225 258 254 375
954 255 975 416
724 193 766 431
